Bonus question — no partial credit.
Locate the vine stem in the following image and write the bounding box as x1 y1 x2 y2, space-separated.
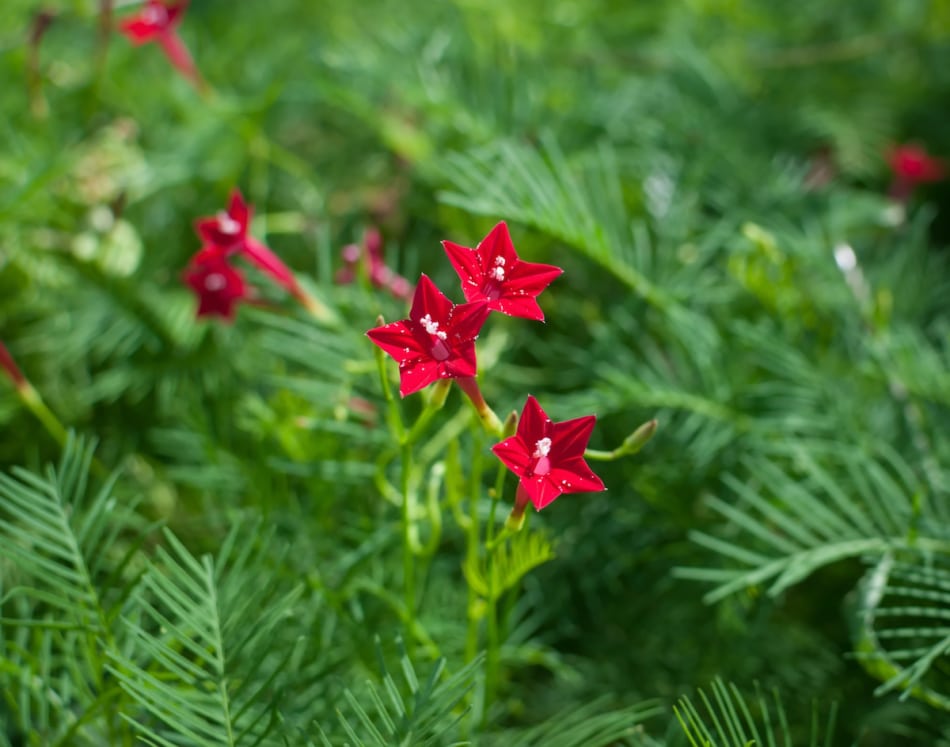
481 460 508 727
400 440 415 635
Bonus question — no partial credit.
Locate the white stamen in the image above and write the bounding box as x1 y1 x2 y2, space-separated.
217 211 241 236
204 273 226 291
533 437 552 458
494 256 506 266
420 313 447 340
491 266 505 281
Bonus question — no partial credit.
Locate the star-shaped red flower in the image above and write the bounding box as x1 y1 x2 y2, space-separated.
366 274 490 397
118 1 201 88
442 221 563 321
183 252 250 322
492 395 605 510
194 190 297 292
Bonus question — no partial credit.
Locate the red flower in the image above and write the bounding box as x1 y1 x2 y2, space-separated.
887 144 945 202
194 189 298 293
366 275 490 397
183 252 250 321
492 395 605 511
442 221 563 321
888 144 945 184
336 227 414 301
118 1 201 89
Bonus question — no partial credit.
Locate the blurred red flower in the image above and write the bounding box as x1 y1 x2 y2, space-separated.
194 189 298 293
887 143 945 201
183 252 251 321
118 1 202 89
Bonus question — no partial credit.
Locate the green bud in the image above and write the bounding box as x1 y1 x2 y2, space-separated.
620 418 658 456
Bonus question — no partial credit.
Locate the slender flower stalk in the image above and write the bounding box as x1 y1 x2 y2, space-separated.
0 342 27 392
455 376 503 436
0 342 107 479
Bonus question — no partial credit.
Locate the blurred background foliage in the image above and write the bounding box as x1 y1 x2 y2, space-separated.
2 0 950 744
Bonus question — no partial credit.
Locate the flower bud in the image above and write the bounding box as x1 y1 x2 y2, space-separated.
619 418 657 456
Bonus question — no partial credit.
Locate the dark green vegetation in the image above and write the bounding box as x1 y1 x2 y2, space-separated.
2 1 950 744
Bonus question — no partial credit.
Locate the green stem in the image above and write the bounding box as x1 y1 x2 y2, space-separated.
464 426 484 667
481 461 508 727
401 440 415 637
19 385 109 480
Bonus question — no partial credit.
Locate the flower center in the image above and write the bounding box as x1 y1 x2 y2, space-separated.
204 272 227 292
420 313 450 361
482 256 507 300
217 211 241 236
530 437 552 476
491 256 506 281
142 4 169 26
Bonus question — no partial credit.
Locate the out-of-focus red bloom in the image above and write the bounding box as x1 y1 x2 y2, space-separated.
366 274 490 397
194 189 299 293
442 221 563 321
887 144 945 201
183 252 251 322
889 144 945 183
492 395 604 513
118 0 202 89
336 227 414 302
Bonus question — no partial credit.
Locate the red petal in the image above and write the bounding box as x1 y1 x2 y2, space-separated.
516 395 552 444
192 244 226 263
519 475 562 511
195 217 233 249
491 437 532 478
442 240 482 294
442 339 478 379
506 259 563 295
163 1 188 28
492 295 545 321
227 189 250 230
548 460 605 494
398 359 441 397
366 321 426 362
477 221 517 269
448 300 490 343
550 414 597 461
119 18 162 43
409 275 454 326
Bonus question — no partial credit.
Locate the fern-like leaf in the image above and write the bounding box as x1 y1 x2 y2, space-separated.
674 679 838 747
853 552 950 710
319 639 481 747
109 523 303 747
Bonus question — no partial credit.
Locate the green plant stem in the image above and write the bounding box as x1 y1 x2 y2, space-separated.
464 426 484 667
18 385 109 480
481 461 508 727
400 440 415 639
